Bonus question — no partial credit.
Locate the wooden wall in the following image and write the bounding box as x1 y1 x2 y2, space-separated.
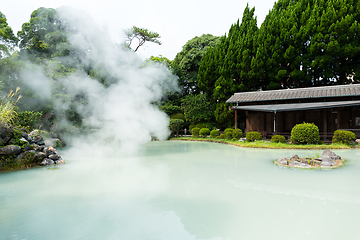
244 107 360 138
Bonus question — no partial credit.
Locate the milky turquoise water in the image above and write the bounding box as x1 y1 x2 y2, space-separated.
1 141 360 240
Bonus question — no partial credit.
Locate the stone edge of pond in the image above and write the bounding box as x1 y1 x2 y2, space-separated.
170 138 354 150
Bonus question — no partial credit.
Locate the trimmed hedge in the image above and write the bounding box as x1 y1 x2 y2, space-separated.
246 131 262 142
191 127 200 137
332 129 356 145
271 135 286 143
210 130 220 138
199 128 210 138
290 122 320 144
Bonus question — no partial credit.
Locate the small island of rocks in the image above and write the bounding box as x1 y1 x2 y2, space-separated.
275 150 344 169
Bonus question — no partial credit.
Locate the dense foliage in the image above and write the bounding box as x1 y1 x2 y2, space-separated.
332 129 356 145
290 122 320 144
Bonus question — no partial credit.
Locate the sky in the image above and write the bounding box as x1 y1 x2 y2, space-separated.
2 0 275 60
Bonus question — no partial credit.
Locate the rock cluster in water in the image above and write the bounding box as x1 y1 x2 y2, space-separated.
276 150 343 168
0 125 64 169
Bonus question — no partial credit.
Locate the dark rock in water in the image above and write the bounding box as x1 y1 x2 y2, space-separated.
0 145 22 155
39 158 54 166
322 150 341 161
291 154 299 160
48 154 61 160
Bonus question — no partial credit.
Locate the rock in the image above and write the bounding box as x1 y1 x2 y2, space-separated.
322 150 341 161
44 146 56 156
35 151 46 160
48 154 61 160
277 157 288 165
356 139 360 144
321 161 334 167
39 158 54 166
291 154 299 160
289 160 311 168
0 145 22 155
22 132 32 142
55 159 65 164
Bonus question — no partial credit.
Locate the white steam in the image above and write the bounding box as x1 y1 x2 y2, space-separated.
19 7 178 155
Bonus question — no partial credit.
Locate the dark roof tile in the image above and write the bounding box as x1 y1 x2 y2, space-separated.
226 84 360 103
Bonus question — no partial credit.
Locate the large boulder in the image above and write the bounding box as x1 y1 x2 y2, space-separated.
321 150 341 161
0 145 22 155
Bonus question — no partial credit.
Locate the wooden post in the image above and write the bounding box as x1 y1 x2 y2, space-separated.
235 109 237 129
337 108 340 129
323 109 327 141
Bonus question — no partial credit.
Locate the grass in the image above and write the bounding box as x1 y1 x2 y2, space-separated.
171 137 354 149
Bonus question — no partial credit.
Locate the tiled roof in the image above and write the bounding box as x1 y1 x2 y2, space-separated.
226 84 360 103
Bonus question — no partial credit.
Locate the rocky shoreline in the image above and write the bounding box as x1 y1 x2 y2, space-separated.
0 124 64 171
275 150 344 169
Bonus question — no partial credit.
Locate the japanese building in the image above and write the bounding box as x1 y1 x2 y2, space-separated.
226 84 360 140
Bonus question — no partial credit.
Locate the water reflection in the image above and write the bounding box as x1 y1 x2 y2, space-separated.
0 141 359 240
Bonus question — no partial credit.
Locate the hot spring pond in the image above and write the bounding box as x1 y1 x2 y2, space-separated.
1 141 360 240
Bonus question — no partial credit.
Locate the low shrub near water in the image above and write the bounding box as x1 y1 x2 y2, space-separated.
210 130 220 138
271 134 286 143
290 122 320 144
191 127 200 137
232 129 243 139
332 130 356 145
246 131 262 142
199 128 210 137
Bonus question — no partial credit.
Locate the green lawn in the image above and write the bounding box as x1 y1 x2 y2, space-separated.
171 137 354 149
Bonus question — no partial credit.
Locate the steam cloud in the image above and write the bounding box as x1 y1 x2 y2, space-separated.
18 7 178 156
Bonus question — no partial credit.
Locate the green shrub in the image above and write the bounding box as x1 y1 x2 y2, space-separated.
215 136 220 139
199 128 210 137
290 122 320 144
232 129 243 139
191 127 200 137
219 134 225 139
169 119 184 137
332 130 356 145
14 111 42 130
271 134 286 143
210 130 220 138
232 138 238 141
246 131 262 142
224 128 234 140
